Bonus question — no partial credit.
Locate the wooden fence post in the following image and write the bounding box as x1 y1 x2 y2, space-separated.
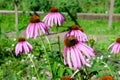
14 0 18 38
108 0 114 29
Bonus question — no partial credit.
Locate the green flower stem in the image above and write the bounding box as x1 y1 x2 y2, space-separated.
39 36 53 77
45 35 52 51
56 26 61 53
29 54 40 80
84 67 90 79
71 69 79 78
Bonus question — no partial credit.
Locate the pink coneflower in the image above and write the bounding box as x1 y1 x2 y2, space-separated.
65 25 88 42
15 37 33 56
108 38 120 54
26 15 51 39
42 7 65 27
63 36 94 69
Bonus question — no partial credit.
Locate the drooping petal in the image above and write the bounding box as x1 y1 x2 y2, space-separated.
42 13 50 23
63 47 67 65
39 23 47 34
26 42 33 51
78 43 94 57
75 45 86 65
15 43 20 56
29 23 34 38
108 42 115 50
26 24 31 39
115 43 120 54
72 46 81 69
47 14 53 26
67 48 72 69
112 43 119 54
70 47 78 69
34 23 38 39
23 42 30 54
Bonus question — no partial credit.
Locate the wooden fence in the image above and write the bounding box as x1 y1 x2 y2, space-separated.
0 10 120 21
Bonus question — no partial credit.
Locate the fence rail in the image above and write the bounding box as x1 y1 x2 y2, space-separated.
0 10 120 21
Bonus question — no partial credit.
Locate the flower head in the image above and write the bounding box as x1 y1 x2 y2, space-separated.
26 15 51 39
15 37 33 56
100 75 114 80
63 36 94 69
42 7 65 27
65 25 88 42
108 38 120 54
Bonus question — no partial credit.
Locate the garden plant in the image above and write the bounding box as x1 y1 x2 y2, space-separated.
0 0 120 80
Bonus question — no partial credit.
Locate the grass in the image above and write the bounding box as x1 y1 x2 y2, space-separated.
1 14 120 35
0 14 120 80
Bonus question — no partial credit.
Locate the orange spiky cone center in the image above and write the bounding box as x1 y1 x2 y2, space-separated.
30 15 40 23
61 76 72 80
64 36 78 47
18 37 26 42
100 75 114 80
50 7 59 12
116 38 120 43
70 25 84 32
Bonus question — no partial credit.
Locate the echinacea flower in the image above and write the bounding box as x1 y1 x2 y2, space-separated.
100 75 114 80
15 37 33 56
63 36 94 69
42 7 65 27
108 38 120 54
65 25 88 42
26 15 51 39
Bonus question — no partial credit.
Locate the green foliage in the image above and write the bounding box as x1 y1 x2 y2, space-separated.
114 0 120 13
0 2 120 79
0 0 120 13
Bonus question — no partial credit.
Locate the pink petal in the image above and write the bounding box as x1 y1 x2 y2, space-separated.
75 46 86 65
29 23 34 38
108 42 115 50
26 24 31 39
15 43 20 56
70 47 77 69
23 42 30 54
67 48 72 69
72 47 81 69
39 23 47 34
26 42 33 51
63 47 67 65
42 13 50 23
34 23 38 39
112 43 119 54
78 43 94 57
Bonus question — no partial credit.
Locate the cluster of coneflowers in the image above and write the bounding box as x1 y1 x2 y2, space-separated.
14 7 120 79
